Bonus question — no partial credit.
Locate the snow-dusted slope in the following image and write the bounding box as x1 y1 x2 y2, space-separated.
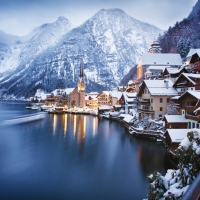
0 16 73 74
0 9 163 98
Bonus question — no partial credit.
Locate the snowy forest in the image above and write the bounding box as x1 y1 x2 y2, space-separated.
158 0 200 58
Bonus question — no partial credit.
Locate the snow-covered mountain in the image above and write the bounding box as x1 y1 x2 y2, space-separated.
0 9 162 98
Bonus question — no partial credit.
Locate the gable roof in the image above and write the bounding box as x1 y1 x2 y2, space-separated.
173 73 200 87
179 91 200 102
164 115 188 123
186 49 200 58
110 91 122 99
165 129 191 143
96 91 110 98
139 53 182 66
138 80 178 96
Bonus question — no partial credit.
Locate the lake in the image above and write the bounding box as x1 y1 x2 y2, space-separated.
0 101 169 200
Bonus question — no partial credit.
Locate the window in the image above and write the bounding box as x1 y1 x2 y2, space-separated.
188 122 191 129
160 107 163 111
197 124 199 128
151 98 153 103
160 98 163 103
167 98 170 103
192 122 195 128
185 102 189 106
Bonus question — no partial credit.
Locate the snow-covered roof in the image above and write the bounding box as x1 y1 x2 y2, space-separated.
186 49 198 58
145 70 152 74
164 115 188 123
165 68 182 74
182 73 200 85
85 96 97 101
51 88 75 96
102 91 110 96
122 114 134 123
194 107 200 114
186 49 200 58
98 106 111 110
88 92 99 95
165 129 191 143
147 66 167 71
126 92 137 98
110 91 122 99
144 80 173 88
139 53 182 66
148 88 178 96
123 92 137 103
144 80 178 96
170 96 180 100
186 91 200 99
128 80 134 84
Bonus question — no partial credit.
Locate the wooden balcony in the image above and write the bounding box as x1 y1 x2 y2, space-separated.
185 106 196 112
185 114 200 122
139 106 154 113
140 99 150 105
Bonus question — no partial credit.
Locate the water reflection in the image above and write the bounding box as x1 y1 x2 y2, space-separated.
0 102 169 200
50 114 99 145
63 114 67 137
93 117 98 136
53 114 57 135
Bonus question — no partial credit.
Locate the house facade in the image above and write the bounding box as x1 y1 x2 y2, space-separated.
97 91 111 106
164 129 190 154
45 88 80 108
138 80 178 119
163 115 188 129
173 73 200 95
137 53 182 80
178 91 200 128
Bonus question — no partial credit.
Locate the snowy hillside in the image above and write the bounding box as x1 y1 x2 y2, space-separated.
0 16 73 74
0 9 162 98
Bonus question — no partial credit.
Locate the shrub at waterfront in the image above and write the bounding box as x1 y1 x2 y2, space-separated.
146 129 200 199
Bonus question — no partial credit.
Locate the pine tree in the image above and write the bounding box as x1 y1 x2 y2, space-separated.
177 37 192 58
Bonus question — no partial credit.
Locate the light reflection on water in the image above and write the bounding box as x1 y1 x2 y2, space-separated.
0 101 170 200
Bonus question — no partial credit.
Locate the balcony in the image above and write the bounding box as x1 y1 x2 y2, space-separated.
139 106 154 113
140 99 150 105
185 114 200 122
185 106 197 112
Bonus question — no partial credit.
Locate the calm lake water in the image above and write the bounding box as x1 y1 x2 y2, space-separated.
0 101 170 200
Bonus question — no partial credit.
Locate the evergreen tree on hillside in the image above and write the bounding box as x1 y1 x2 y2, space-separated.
177 37 192 58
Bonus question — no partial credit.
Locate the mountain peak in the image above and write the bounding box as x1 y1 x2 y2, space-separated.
56 16 70 23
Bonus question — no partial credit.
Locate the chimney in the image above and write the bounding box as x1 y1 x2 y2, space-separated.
164 79 169 89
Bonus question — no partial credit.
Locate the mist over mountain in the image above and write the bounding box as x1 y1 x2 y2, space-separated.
0 8 162 98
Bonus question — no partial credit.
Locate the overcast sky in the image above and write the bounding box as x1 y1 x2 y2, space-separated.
0 0 198 36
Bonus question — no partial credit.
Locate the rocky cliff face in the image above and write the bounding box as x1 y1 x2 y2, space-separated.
0 9 162 98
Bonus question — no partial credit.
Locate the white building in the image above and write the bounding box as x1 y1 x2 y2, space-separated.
138 79 178 119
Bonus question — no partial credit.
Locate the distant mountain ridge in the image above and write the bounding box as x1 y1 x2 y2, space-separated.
0 8 162 98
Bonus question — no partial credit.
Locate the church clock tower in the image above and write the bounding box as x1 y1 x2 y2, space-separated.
78 61 85 107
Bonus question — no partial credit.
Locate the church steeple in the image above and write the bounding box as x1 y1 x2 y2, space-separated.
78 60 85 93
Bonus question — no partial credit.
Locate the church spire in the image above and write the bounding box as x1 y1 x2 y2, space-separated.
78 60 85 93
80 60 84 78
